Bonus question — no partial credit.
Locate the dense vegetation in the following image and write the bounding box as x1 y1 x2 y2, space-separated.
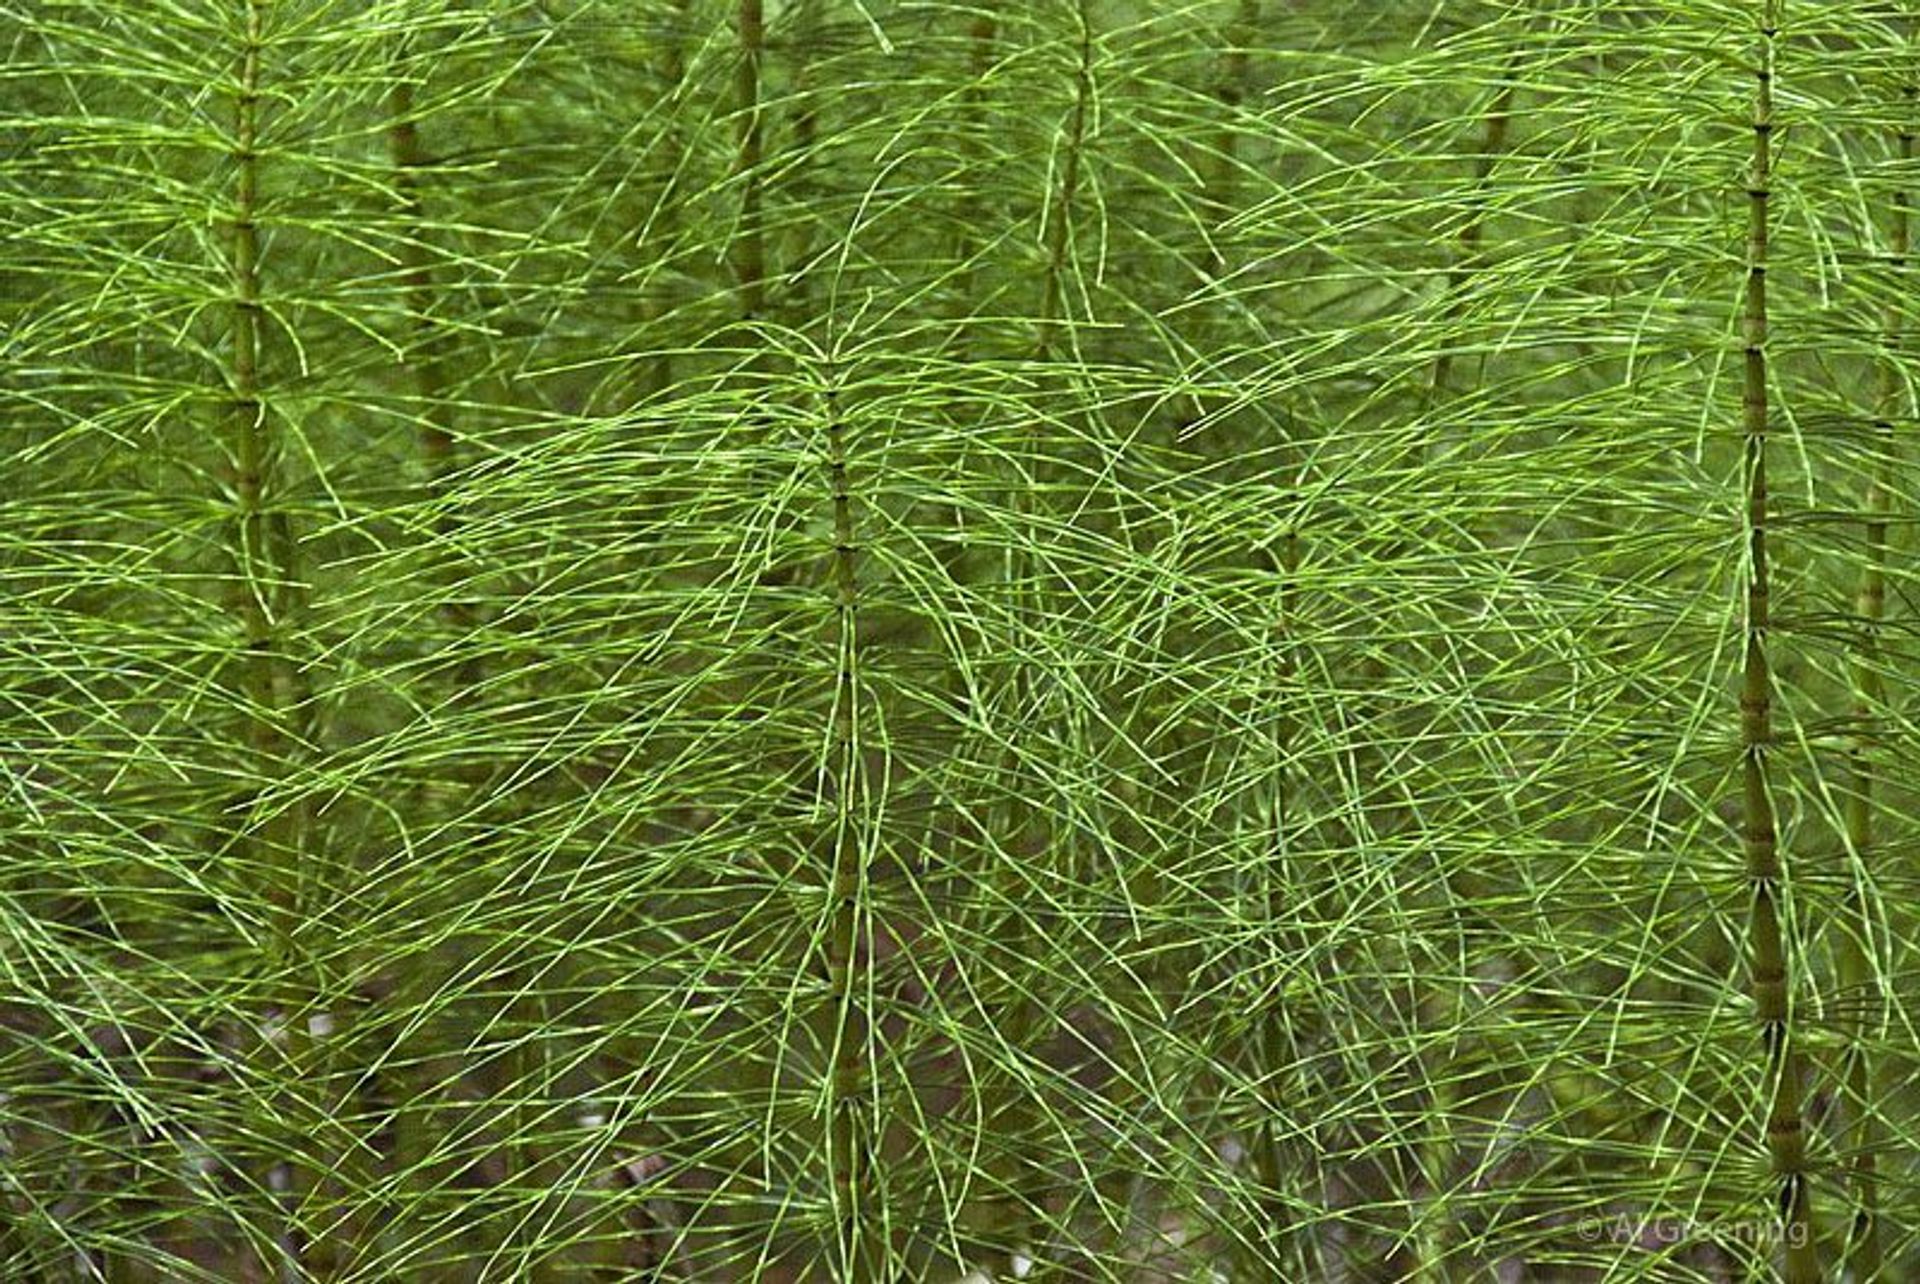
3 1 1917 1280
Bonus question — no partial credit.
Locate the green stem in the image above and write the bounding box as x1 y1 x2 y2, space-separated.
1201 0 1257 284
621 0 694 407
1034 0 1094 364
1837 70 1911 1284
788 0 820 316
1249 528 1300 1274
224 3 326 1277
735 0 766 322
821 379 880 1280
1423 63 1519 418
382 50 469 1275
954 0 1000 319
995 8 1099 1274
387 60 455 487
1739 12 1817 1282
1409 63 1523 1284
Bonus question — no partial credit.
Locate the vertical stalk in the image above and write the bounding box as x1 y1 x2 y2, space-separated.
1247 528 1300 1276
624 0 694 406
735 0 767 322
383 48 467 1275
930 2 1001 597
1020 0 1096 644
789 0 820 315
820 379 880 1280
1171 0 1256 437
223 2 325 1276
1034 0 1094 364
387 58 455 486
392 50 565 1280
1739 11 1817 1282
1206 9 1307 1273
1423 64 1519 417
1201 0 1257 284
953 0 1000 323
1397 58 1522 1284
991 7 1098 1274
1837 68 1911 1284
229 0 273 858
509 986 559 1284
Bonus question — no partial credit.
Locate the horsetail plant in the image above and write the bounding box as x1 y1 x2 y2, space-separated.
1033 0 1094 368
1408 56 1525 1284
951 0 1000 347
1199 0 1257 286
219 2 330 1275
8 3 1920 1282
816 363 882 1281
1738 8 1818 1280
735 0 768 322
988 7 1104 1274
1837 57 1913 1284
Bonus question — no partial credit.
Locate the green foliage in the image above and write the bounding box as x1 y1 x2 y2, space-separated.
2 1 1917 1281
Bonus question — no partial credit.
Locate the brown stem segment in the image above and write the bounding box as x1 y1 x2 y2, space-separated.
1740 12 1818 1282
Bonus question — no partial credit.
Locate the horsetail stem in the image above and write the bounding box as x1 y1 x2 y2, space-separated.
1035 0 1094 364
735 0 766 321
387 36 480 679
624 0 695 407
224 3 324 1275
820 375 880 1279
1187 0 1255 434
1250 528 1301 1273
789 0 820 314
382 44 467 1246
228 0 274 803
953 0 999 335
387 56 453 480
1837 67 1912 1284
663 0 694 348
1202 1 1257 285
995 8 1102 1272
1210 11 1304 1270
1424 61 1519 418
1740 11 1818 1281
1398 59 1523 1283
939 1 999 581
